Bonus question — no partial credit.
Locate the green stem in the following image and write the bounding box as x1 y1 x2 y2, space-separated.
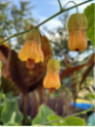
63 1 79 13
57 0 63 10
0 0 93 44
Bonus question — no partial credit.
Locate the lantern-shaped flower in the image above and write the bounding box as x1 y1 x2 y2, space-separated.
43 59 61 90
68 13 88 51
18 29 44 63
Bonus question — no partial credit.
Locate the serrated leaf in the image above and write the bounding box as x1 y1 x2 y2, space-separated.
32 104 54 125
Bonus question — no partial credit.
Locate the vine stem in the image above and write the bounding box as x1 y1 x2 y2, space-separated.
0 0 93 44
63 1 79 13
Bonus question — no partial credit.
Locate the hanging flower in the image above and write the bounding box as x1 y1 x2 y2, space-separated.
68 13 88 51
18 29 44 63
43 59 61 90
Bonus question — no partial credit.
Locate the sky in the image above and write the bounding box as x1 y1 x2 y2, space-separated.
29 0 94 31
12 0 94 32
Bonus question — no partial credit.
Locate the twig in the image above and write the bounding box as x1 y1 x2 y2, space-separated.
57 0 63 10
0 0 93 44
63 1 79 13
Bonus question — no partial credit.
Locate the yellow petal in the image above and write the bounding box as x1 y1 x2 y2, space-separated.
18 41 44 63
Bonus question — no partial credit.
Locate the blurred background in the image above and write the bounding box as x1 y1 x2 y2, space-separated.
0 0 95 126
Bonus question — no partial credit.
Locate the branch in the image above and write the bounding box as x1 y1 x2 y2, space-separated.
0 0 93 44
80 63 94 88
60 53 94 79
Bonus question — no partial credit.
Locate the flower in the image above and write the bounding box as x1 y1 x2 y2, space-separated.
68 30 87 51
43 59 61 89
68 13 88 51
18 41 44 63
18 29 44 63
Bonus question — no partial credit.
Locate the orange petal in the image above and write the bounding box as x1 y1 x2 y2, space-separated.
43 71 61 89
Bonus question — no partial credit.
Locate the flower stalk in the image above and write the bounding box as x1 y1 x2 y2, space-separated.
57 0 63 10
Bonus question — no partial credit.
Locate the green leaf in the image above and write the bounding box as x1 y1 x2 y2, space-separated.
63 116 86 126
87 93 95 100
84 4 95 47
47 114 63 126
32 104 54 125
32 104 86 126
6 112 19 126
1 94 23 125
48 114 86 126
0 92 5 119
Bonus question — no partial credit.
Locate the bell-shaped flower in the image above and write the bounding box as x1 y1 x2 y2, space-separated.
18 29 44 63
43 59 61 90
68 13 88 51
